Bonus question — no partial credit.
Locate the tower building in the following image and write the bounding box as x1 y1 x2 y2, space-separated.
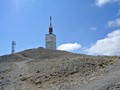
11 41 16 54
45 16 56 50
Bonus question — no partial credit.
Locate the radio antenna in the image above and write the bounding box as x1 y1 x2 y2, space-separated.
11 41 16 54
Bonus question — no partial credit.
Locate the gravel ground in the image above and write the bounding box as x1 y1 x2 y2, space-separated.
0 59 38 90
79 59 120 90
0 59 113 90
0 48 120 90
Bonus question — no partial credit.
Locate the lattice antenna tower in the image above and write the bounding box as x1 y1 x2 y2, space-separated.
11 41 16 54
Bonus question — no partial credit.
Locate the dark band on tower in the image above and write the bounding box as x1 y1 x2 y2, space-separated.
49 16 53 34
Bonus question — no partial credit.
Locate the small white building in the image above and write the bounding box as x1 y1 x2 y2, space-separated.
45 16 56 50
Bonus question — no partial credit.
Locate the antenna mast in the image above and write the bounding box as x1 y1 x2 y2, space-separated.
11 41 16 54
49 16 53 34
50 16 52 26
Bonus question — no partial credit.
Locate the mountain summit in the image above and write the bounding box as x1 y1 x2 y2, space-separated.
0 48 119 90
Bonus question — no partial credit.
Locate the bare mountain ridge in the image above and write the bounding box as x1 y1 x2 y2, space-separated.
0 48 81 62
0 48 120 90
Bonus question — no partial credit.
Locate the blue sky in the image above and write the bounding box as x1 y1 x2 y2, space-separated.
0 0 120 56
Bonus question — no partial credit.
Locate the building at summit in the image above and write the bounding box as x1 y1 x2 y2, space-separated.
45 16 56 50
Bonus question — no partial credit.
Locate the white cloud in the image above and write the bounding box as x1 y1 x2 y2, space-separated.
57 43 81 51
96 0 110 7
96 0 120 7
107 18 120 27
117 9 120 16
89 27 97 31
86 29 120 56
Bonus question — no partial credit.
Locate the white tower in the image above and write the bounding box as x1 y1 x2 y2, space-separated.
45 16 56 50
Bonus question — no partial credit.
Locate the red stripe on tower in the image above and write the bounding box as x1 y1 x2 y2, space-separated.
49 16 53 34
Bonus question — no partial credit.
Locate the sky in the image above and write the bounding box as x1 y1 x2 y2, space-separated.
0 0 120 56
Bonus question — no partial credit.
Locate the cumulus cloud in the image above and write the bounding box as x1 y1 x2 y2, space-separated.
107 18 120 27
57 43 81 51
86 29 120 56
96 0 120 7
96 0 110 7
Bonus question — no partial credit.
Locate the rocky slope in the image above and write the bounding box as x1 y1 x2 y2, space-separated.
0 48 120 90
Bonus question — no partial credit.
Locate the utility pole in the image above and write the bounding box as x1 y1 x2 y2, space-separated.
11 41 16 54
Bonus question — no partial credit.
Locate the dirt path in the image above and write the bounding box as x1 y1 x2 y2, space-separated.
9 60 30 89
1 59 35 90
